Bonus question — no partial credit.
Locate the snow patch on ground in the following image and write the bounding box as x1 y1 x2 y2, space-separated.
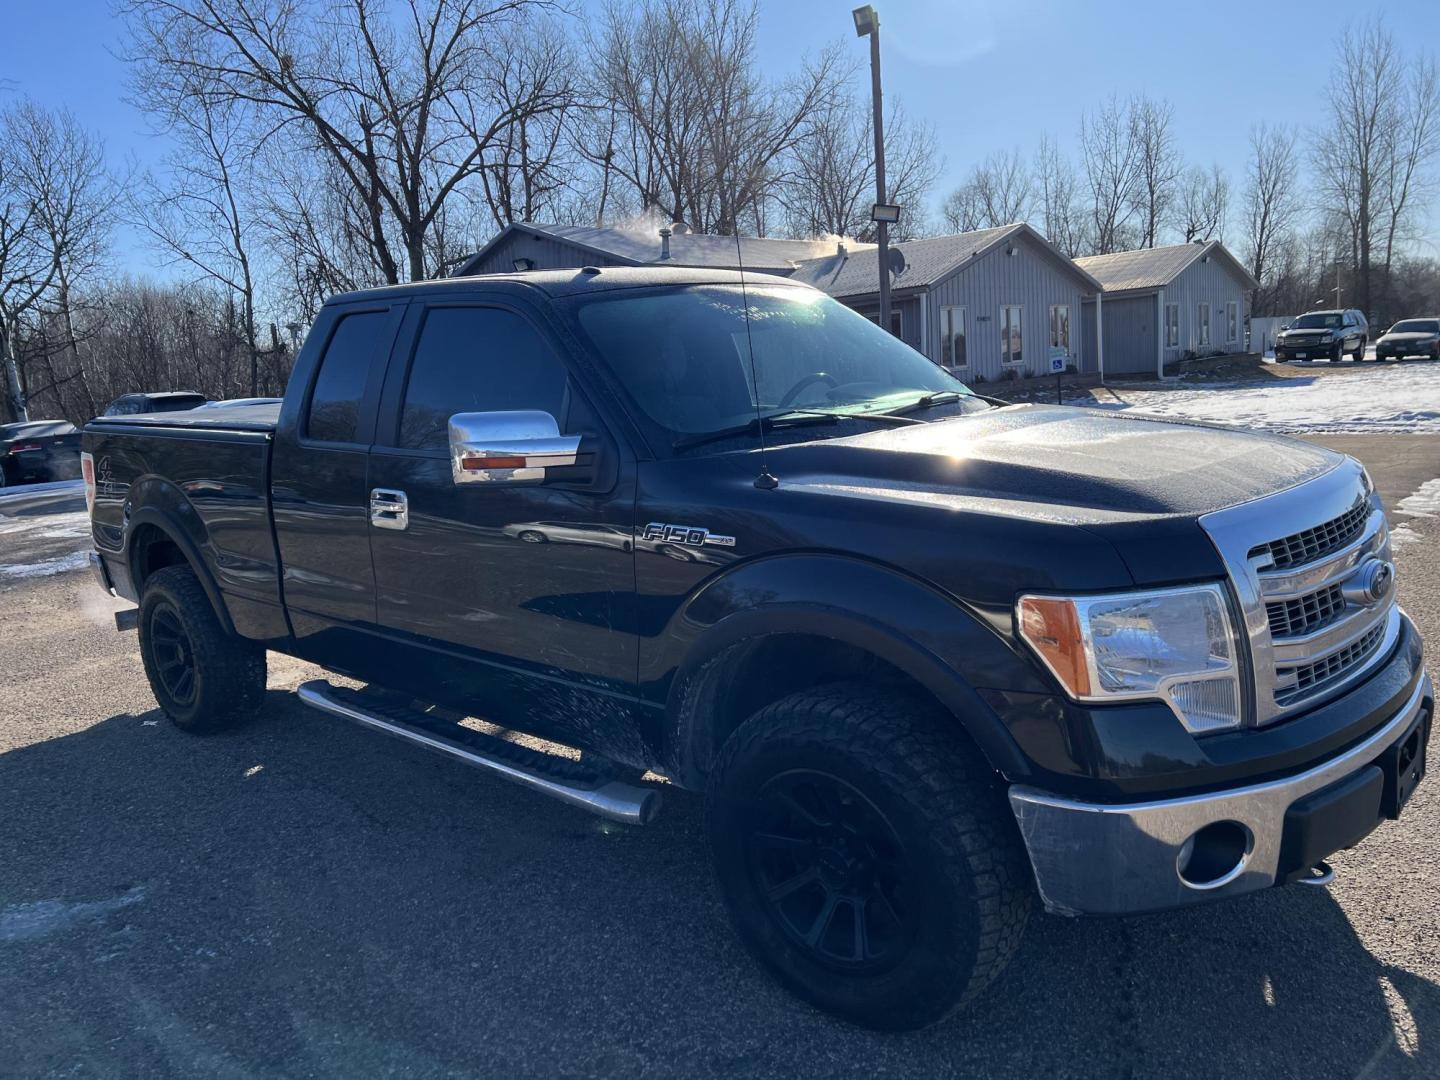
0 550 91 579
0 478 84 502
1079 362 1440 433
0 887 145 943
0 510 91 538
1390 523 1422 549
1395 479 1440 519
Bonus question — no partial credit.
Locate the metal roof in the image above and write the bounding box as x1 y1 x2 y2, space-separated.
1075 241 1260 293
789 223 1103 298
455 222 871 276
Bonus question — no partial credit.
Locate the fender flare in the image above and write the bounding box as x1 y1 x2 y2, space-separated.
659 554 1043 781
124 498 237 637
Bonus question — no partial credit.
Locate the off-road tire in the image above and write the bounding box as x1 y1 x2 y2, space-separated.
706 682 1032 1030
139 565 266 733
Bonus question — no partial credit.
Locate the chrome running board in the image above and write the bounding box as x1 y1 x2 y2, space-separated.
297 680 660 825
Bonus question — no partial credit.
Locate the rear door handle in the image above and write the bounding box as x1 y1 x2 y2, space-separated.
369 488 409 531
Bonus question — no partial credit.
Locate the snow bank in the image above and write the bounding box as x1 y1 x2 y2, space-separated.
1080 362 1440 433
0 478 84 502
1395 479 1440 519
0 550 91 580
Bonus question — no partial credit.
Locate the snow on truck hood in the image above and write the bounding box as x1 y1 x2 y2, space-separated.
771 404 1342 522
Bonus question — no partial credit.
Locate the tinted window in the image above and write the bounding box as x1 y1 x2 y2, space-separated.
575 285 973 449
1292 313 1343 329
399 307 568 451
308 310 388 443
1390 320 1439 334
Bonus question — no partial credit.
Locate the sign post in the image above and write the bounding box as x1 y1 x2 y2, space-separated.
1049 349 1066 404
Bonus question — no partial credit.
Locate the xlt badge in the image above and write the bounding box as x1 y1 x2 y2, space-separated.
642 522 736 549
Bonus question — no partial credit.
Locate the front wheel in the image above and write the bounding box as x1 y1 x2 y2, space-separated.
706 683 1032 1030
139 565 266 732
1352 338 1367 361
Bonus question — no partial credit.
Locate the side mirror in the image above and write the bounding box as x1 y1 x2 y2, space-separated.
449 410 580 485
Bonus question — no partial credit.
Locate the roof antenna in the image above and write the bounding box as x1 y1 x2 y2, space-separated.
733 229 779 490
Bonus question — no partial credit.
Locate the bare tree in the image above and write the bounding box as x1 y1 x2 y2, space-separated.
1033 134 1088 257
780 95 939 242
586 0 842 235
1129 96 1181 247
1315 18 1440 317
123 0 570 284
1178 163 1229 244
1080 94 1143 254
940 148 1030 233
0 102 113 421
130 87 265 394
1242 123 1303 314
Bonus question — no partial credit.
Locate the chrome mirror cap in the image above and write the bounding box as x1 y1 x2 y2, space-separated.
449 410 580 485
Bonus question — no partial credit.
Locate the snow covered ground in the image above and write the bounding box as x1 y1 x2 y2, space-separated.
1078 361 1440 434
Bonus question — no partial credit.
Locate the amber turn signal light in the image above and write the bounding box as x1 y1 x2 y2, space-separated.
1017 596 1092 697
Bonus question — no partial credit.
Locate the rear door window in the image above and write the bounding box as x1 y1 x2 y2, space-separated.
307 310 389 444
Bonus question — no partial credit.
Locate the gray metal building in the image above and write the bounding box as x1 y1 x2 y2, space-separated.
453 221 862 277
1076 242 1260 376
790 224 1104 381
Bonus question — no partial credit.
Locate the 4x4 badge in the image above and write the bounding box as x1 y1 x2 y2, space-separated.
641 522 736 549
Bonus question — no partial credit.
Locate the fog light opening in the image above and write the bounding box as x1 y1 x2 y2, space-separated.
1177 820 1253 889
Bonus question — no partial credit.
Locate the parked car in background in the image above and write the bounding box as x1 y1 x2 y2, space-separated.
197 397 284 409
102 391 208 417
1273 309 1368 362
0 420 82 489
1375 318 1440 361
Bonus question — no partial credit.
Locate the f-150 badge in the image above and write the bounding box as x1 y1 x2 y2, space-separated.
641 522 736 548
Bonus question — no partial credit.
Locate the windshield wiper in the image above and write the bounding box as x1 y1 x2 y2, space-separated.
881 390 965 417
671 410 841 452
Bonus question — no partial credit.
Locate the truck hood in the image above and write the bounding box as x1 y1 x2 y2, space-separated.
772 403 1340 518
763 404 1345 592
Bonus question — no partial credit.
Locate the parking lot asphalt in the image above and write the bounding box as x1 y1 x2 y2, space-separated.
1 436 1438 1079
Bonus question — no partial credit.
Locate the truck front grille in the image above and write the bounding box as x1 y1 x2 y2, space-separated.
1276 623 1386 705
1266 584 1346 639
1200 463 1398 727
1249 499 1368 570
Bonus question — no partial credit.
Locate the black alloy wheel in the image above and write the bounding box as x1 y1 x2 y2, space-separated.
746 769 915 973
147 601 199 708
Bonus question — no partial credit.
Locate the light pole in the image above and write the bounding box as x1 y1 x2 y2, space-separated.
853 6 900 336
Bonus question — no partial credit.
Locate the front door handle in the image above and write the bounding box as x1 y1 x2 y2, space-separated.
369 488 409 531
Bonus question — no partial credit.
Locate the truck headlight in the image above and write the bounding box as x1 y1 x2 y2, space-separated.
1017 583 1243 734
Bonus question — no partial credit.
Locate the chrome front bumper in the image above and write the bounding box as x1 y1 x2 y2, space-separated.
1009 671 1432 916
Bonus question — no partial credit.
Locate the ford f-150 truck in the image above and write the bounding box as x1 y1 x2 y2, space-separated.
83 267 1431 1030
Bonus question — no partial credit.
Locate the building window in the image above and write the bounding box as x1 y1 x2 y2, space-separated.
866 310 904 338
1164 303 1180 349
1049 304 1070 354
1197 303 1211 348
1001 306 1023 366
1226 301 1239 343
940 306 967 368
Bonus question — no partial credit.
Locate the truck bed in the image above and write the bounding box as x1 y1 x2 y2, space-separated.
87 402 281 433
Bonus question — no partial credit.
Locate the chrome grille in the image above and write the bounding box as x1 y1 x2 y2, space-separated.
1200 462 1398 727
1249 499 1368 570
1266 584 1346 639
1277 623 1385 704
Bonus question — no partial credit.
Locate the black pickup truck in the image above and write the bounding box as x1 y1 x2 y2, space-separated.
84 267 1431 1030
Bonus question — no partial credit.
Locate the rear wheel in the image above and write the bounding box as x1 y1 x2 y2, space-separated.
139 565 266 732
706 682 1032 1030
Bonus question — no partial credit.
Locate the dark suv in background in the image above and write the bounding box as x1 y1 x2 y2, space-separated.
1274 309 1368 362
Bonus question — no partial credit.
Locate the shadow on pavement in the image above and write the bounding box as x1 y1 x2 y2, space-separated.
1 691 1434 1078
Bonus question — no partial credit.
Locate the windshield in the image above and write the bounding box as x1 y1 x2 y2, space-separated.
1292 313 1343 329
574 284 979 451
1390 320 1439 334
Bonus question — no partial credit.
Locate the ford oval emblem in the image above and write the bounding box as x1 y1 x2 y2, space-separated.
1341 558 1394 607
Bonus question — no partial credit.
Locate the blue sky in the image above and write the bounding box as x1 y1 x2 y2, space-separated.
6 0 1439 271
